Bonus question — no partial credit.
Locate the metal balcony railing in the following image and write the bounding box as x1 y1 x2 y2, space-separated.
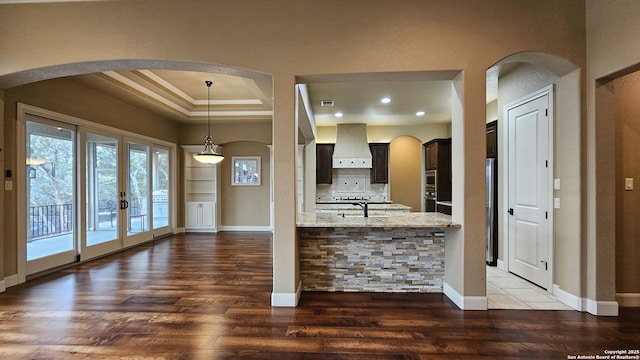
29 204 73 240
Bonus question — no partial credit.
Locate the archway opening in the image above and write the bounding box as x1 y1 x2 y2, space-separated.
485 52 580 310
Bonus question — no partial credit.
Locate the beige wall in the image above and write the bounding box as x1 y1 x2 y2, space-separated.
586 0 640 308
614 71 640 294
486 100 498 123
219 142 271 228
0 96 4 286
390 136 422 212
0 0 588 306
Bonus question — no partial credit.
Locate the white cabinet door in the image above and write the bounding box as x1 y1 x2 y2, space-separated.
185 202 200 229
201 202 216 229
185 201 216 231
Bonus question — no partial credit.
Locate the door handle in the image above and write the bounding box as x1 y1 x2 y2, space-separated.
508 208 514 216
120 199 129 210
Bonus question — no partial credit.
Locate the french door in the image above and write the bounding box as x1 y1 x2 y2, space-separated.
19 105 173 280
24 117 77 275
80 132 170 260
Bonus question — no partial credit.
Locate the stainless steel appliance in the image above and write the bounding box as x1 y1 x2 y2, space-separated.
486 158 498 266
425 191 436 212
425 169 437 192
425 169 437 212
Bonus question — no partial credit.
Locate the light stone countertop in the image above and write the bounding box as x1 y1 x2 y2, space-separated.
297 212 460 228
314 203 412 211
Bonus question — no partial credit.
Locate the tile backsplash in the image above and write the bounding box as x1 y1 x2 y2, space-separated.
317 168 389 202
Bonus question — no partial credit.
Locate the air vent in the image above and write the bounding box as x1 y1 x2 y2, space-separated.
320 100 335 107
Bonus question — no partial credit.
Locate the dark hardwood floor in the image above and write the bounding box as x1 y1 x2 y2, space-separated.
1 232 638 359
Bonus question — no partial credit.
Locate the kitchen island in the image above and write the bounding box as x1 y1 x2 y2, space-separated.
298 212 458 293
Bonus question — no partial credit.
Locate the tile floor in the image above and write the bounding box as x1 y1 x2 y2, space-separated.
486 265 574 310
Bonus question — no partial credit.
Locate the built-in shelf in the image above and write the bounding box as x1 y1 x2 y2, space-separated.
182 146 220 232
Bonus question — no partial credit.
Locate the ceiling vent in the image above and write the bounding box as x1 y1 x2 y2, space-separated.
320 100 335 107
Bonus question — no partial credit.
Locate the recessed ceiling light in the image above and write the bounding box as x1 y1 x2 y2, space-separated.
380 97 391 104
416 111 425 116
335 112 343 118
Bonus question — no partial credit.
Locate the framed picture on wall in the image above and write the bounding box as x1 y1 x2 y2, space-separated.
232 156 261 186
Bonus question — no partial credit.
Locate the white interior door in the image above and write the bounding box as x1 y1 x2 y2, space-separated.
507 90 551 290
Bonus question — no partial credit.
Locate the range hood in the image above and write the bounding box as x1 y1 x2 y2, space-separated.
332 124 372 168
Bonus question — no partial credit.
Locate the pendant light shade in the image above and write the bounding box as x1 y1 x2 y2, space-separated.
193 80 224 164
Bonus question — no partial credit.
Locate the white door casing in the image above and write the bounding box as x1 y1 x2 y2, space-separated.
506 86 553 290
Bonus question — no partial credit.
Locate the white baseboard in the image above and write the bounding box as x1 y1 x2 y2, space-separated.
553 284 619 315
616 293 640 307
553 284 582 311
1 274 19 293
218 225 272 232
184 228 219 233
443 282 488 310
5 274 18 288
586 299 618 316
271 281 302 307
496 259 505 271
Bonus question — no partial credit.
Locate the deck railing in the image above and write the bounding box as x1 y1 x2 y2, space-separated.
29 204 73 240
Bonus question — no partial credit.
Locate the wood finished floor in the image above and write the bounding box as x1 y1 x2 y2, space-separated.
1 232 638 359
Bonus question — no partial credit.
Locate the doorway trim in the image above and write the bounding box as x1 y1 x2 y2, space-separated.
502 84 555 293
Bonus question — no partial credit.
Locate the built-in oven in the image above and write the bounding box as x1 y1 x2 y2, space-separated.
425 169 437 193
425 169 437 212
425 191 436 212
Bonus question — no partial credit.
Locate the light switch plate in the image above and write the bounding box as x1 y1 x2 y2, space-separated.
554 178 560 190
625 178 634 191
553 197 560 209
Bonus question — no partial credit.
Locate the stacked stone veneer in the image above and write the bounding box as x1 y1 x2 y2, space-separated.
299 227 444 293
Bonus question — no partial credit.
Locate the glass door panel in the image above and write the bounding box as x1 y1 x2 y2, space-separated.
25 119 77 274
85 133 119 247
127 142 150 236
152 146 170 230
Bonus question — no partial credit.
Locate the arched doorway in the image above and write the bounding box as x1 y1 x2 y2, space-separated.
485 52 581 310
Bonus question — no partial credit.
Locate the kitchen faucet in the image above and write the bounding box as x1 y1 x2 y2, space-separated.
352 201 369 217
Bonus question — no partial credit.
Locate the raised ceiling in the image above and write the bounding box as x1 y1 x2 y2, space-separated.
72 69 274 124
71 69 459 127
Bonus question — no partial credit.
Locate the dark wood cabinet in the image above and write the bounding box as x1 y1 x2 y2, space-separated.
436 204 452 215
369 143 389 184
424 138 452 201
424 138 451 172
316 144 334 184
486 120 498 158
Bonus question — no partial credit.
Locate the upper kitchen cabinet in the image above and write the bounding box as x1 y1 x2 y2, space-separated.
316 143 334 184
369 143 389 184
424 138 452 202
424 138 451 171
486 120 497 158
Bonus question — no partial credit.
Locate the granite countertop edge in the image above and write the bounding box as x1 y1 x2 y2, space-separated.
297 212 460 228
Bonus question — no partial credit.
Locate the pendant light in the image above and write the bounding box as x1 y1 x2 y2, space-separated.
193 80 224 164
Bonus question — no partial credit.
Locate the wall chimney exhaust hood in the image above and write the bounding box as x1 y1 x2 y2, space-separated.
332 124 372 168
